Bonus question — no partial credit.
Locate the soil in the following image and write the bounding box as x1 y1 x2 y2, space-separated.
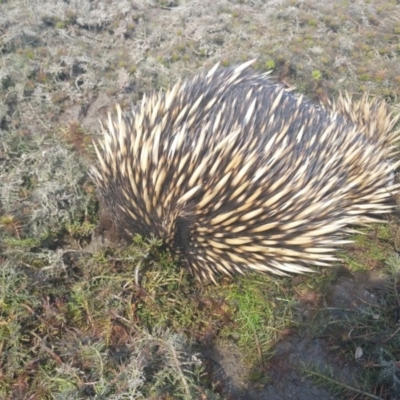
202 271 388 399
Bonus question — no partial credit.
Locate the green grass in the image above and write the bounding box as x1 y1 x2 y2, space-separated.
220 275 295 367
0 237 222 399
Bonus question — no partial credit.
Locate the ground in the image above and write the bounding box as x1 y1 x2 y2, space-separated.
0 0 400 399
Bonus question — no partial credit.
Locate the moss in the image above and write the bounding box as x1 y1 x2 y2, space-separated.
265 59 275 70
220 274 295 367
231 10 240 18
221 58 231 67
358 73 372 81
24 49 35 60
311 69 322 80
55 20 66 29
3 237 41 250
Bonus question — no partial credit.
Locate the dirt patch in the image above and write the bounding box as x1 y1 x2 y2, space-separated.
202 270 392 399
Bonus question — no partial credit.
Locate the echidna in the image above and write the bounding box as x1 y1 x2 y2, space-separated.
91 60 400 284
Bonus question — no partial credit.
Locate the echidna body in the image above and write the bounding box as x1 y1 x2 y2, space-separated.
91 60 400 283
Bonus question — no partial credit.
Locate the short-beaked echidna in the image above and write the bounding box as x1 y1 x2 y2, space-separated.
91 60 400 283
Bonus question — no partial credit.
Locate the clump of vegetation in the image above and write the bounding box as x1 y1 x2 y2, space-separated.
0 238 222 399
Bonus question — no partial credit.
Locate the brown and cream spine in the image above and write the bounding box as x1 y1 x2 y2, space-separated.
91 60 400 283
